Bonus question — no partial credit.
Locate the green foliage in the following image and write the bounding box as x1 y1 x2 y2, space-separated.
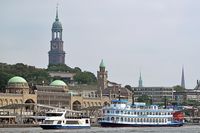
183 100 200 106
0 63 51 89
0 63 97 90
48 64 97 85
74 71 97 84
137 94 151 105
48 64 74 72
173 85 185 92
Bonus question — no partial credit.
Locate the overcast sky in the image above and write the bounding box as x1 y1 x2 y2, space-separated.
0 0 200 88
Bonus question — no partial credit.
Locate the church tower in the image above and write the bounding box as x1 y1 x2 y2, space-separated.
97 59 108 90
138 72 143 87
48 6 65 65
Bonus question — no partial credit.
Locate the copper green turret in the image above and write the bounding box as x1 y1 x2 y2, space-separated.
97 59 108 90
100 59 105 68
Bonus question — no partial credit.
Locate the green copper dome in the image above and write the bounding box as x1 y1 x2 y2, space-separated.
52 21 62 30
50 80 67 86
100 59 105 68
8 76 27 84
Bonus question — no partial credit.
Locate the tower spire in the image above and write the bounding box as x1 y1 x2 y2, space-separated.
181 66 185 89
138 71 143 87
56 3 59 21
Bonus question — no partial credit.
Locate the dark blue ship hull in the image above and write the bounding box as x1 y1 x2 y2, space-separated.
40 124 90 129
99 122 183 127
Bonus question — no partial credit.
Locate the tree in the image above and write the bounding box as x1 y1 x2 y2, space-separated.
137 94 151 105
74 71 97 84
0 62 97 87
173 85 185 92
47 64 73 72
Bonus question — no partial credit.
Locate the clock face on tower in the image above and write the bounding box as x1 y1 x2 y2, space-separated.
52 43 57 50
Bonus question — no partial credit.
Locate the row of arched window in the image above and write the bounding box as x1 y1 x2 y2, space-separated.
104 117 170 123
0 99 23 106
103 110 172 116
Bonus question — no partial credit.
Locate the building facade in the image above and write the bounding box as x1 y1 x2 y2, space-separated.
133 87 174 104
0 76 37 107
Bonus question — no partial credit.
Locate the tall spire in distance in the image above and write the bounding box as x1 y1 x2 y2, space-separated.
181 66 185 89
138 71 143 87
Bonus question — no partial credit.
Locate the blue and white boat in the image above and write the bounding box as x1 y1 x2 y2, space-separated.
40 109 90 129
99 100 184 127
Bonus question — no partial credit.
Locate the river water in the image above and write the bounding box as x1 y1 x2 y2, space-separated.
0 125 200 133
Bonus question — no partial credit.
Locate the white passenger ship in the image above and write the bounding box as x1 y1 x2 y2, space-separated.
99 100 184 127
40 109 90 129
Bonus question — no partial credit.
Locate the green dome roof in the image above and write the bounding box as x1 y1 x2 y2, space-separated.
8 76 27 83
100 59 105 68
50 80 67 86
52 21 62 30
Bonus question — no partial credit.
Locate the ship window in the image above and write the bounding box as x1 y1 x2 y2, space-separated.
116 111 119 114
128 118 130 122
121 117 123 122
44 120 53 124
125 117 127 122
107 110 110 113
116 117 119 121
57 121 62 124
66 121 79 124
121 111 123 114
134 112 136 115
107 117 110 121
46 113 63 116
86 119 89 124
111 117 114 121
156 112 158 115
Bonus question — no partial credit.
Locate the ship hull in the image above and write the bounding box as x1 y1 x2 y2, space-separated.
100 122 183 127
40 124 90 129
